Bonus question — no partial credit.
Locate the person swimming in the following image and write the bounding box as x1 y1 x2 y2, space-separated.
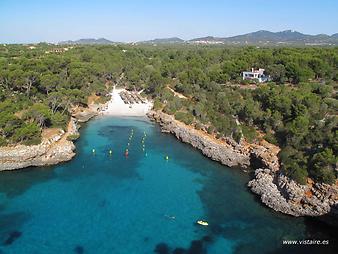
164 214 176 220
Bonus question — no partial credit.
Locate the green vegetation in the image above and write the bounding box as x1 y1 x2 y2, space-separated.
0 44 337 184
67 133 80 141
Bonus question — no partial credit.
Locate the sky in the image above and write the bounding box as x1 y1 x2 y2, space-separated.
1 0 337 43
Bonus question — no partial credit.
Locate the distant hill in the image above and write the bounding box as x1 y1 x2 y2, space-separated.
189 36 223 42
58 38 116 45
331 33 338 39
188 30 338 45
221 30 336 45
138 37 185 44
58 31 338 46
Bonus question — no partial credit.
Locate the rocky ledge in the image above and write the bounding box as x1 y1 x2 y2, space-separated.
71 104 102 122
0 118 79 171
248 168 338 218
148 111 251 168
148 111 338 219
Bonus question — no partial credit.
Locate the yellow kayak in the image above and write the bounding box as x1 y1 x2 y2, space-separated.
196 220 208 226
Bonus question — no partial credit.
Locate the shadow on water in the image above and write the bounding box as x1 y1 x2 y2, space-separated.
1 117 337 254
74 245 85 254
148 126 338 254
0 211 30 247
154 236 212 254
0 167 57 198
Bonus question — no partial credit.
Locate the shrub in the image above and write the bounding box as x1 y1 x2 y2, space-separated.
195 122 202 130
232 127 242 143
174 111 193 125
207 126 214 134
51 112 69 129
153 99 163 110
163 105 175 115
241 125 257 142
310 149 337 184
0 136 7 146
289 167 308 185
23 136 41 146
12 122 41 144
264 132 278 145
67 133 80 141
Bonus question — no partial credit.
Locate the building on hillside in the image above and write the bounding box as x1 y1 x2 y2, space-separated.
242 68 270 83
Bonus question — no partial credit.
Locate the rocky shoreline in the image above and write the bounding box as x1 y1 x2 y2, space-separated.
0 118 79 171
0 102 104 171
147 110 338 220
1 105 337 222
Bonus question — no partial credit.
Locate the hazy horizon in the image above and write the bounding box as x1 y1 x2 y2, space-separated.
1 0 338 44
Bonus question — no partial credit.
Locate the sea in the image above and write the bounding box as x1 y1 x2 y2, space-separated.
0 116 336 254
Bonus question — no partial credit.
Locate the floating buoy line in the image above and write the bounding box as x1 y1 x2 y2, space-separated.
90 129 171 161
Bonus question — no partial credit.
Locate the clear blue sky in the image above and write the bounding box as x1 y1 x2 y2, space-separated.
1 0 337 43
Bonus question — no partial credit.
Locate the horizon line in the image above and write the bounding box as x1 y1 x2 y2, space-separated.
1 29 338 45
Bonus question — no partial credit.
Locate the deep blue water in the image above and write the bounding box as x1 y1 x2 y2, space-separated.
0 116 337 254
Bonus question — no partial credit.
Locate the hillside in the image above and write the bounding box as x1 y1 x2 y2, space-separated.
138 37 185 44
143 30 338 46
58 38 117 45
221 30 337 45
58 30 338 46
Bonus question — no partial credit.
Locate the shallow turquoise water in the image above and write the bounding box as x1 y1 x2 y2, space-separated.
0 117 336 254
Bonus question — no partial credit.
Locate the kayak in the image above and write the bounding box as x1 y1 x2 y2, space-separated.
196 220 208 226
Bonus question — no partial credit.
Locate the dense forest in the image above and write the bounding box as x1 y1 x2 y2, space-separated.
0 44 337 185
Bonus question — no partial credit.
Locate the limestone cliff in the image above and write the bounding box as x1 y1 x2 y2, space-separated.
148 110 338 219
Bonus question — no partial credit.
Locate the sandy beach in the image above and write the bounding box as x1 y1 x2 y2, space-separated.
101 87 153 116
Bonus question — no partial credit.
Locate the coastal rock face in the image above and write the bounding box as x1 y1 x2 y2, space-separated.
248 169 338 217
148 111 338 219
72 106 100 122
0 118 78 171
148 111 251 168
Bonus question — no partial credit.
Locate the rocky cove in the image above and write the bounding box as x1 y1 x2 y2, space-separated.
1 105 337 223
147 110 338 222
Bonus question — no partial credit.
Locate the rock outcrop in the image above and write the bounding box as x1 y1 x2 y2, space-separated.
248 169 338 217
148 110 338 218
71 105 100 122
0 118 78 171
148 111 251 168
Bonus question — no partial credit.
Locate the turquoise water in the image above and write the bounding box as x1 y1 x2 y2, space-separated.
0 116 336 254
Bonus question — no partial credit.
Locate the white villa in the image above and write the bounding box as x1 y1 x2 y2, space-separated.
242 68 270 83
